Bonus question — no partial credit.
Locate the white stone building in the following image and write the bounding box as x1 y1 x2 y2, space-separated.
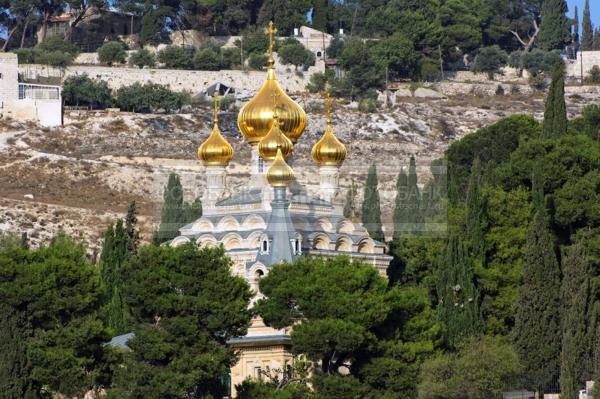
0 53 62 127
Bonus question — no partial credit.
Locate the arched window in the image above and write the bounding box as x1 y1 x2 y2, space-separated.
261 239 269 254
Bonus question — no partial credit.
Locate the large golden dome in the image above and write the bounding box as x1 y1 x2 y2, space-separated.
311 93 347 166
198 94 234 167
258 109 293 160
266 148 295 187
237 21 306 145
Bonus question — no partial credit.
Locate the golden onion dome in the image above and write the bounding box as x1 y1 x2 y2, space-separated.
237 21 307 145
198 94 234 167
258 107 293 161
311 93 347 166
266 148 295 187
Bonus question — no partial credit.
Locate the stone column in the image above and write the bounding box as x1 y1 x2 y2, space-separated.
318 165 340 203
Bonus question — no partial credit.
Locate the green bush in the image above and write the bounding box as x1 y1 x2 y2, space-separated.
221 47 241 69
237 27 269 57
278 40 315 70
584 65 600 84
128 48 156 68
157 45 195 69
13 48 37 64
97 41 127 66
520 49 563 75
37 50 75 68
63 74 112 109
470 45 508 80
37 36 80 56
358 98 377 113
248 53 268 70
306 72 327 93
326 35 346 58
115 82 190 113
193 48 222 70
220 94 236 111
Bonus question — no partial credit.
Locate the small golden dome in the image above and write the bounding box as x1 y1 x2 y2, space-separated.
198 94 234 167
311 93 347 166
258 105 293 161
266 148 295 187
237 21 307 145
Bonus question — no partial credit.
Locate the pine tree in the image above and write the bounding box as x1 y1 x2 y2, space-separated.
139 1 161 45
537 0 570 51
582 0 594 50
406 156 421 234
436 234 482 348
125 201 140 255
312 0 329 32
560 242 593 399
572 6 580 52
156 172 185 243
513 209 561 394
543 61 567 138
361 163 384 242
465 157 485 259
392 168 408 241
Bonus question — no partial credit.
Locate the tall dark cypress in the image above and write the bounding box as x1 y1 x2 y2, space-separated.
513 208 561 394
560 242 593 399
125 201 140 255
594 28 600 50
343 179 358 221
572 6 580 52
156 172 185 243
582 0 594 50
465 157 485 259
407 156 421 234
538 0 570 50
312 0 329 32
543 61 567 138
437 234 482 348
361 163 384 242
392 168 408 241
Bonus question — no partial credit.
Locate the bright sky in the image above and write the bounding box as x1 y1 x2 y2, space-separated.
568 0 600 28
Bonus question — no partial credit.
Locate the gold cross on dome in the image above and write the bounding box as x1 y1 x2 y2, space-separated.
324 90 333 124
267 21 278 58
212 92 221 122
271 91 280 120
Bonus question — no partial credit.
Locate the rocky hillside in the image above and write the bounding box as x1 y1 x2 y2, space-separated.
0 87 596 253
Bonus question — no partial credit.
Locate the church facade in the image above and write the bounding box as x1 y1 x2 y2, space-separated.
169 22 392 397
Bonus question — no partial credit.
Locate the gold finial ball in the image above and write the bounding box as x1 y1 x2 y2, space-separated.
198 94 234 167
266 148 295 187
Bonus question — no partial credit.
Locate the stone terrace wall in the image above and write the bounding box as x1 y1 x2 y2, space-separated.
567 51 600 80
19 61 324 94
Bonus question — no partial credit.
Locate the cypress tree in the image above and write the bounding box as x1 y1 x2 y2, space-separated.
543 61 567 138
406 156 421 234
465 157 485 259
156 172 185 243
594 28 600 50
0 310 36 398
538 0 570 51
125 201 140 255
183 196 203 224
582 0 594 50
312 0 329 32
392 168 408 241
343 179 359 221
100 224 116 286
436 234 482 348
361 163 384 242
573 6 580 52
560 242 593 399
531 165 545 213
513 209 561 394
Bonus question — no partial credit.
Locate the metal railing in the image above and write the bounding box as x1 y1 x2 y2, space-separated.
18 83 61 100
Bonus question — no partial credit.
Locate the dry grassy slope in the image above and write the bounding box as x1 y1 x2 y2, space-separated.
0 91 594 252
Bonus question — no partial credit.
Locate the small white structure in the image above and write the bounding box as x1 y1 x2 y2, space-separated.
567 51 600 82
0 53 62 127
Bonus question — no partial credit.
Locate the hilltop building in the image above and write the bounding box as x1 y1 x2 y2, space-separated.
168 22 392 397
0 53 62 127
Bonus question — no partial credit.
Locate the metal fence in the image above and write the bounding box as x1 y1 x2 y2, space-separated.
18 83 61 100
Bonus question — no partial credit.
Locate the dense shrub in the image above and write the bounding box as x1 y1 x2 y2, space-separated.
115 82 190 113
221 47 241 69
193 48 222 70
278 37 316 70
470 45 508 79
128 48 156 68
157 45 195 69
584 65 600 84
36 50 75 68
248 53 268 70
63 74 112 109
37 36 80 56
13 37 79 68
13 48 37 64
520 49 562 74
97 41 127 66
236 27 269 57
